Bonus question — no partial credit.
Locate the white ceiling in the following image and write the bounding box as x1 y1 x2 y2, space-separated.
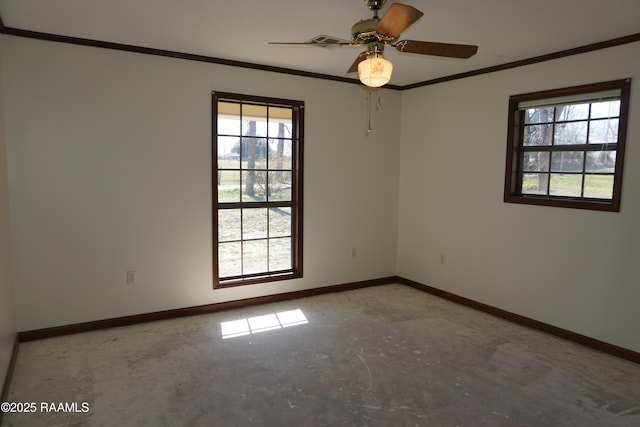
1 0 639 87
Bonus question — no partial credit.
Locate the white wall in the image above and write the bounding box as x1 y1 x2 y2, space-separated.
0 41 17 389
3 33 638 355
398 42 640 352
1 36 401 331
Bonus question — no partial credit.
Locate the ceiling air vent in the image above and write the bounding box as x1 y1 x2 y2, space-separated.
306 34 348 48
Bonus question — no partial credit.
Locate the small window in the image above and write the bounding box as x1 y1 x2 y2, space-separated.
504 79 631 211
213 92 304 287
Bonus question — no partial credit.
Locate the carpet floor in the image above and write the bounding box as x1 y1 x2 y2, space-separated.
3 284 639 426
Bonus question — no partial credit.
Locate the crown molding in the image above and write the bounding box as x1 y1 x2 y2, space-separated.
0 25 408 90
404 33 640 89
1 14 638 91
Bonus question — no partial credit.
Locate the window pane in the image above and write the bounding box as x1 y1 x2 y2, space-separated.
549 174 582 197
522 173 548 195
215 93 303 286
218 102 240 135
218 136 240 167
268 139 292 170
506 81 628 211
241 138 267 169
269 207 291 237
554 121 587 145
588 119 618 144
268 107 293 136
584 175 614 199
586 151 616 173
524 107 554 124
218 171 240 203
218 209 241 242
522 152 549 172
243 208 268 240
590 100 620 119
268 171 292 201
551 151 583 173
219 242 242 277
243 240 268 275
242 105 268 137
523 124 552 146
241 171 266 202
269 238 292 271
555 103 589 121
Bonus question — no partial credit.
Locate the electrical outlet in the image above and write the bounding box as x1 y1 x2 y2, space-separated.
440 254 447 265
126 270 136 284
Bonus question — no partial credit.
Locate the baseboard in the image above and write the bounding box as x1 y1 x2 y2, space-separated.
16 275 639 364
0 334 20 425
19 276 397 342
395 276 640 364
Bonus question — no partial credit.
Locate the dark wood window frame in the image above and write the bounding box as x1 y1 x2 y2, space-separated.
504 79 631 212
212 92 304 288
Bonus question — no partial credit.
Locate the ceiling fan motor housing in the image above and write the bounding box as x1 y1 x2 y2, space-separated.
352 18 379 44
351 18 397 45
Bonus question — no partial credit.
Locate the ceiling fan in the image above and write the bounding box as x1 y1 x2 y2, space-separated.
269 0 478 87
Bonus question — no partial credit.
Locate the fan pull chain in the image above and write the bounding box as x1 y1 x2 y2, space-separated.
366 90 372 136
366 89 384 136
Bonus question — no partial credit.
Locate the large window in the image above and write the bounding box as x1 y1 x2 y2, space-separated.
213 92 304 287
504 79 631 211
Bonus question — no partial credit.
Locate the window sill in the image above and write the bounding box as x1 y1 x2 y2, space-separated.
504 194 619 212
215 271 302 289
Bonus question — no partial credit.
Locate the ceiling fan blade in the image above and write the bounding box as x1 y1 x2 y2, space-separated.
375 3 424 38
268 41 354 46
395 40 478 58
347 51 370 73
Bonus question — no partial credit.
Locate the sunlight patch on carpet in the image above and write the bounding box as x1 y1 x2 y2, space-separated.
220 309 308 339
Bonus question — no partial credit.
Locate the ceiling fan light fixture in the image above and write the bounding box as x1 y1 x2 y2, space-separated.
358 54 393 87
